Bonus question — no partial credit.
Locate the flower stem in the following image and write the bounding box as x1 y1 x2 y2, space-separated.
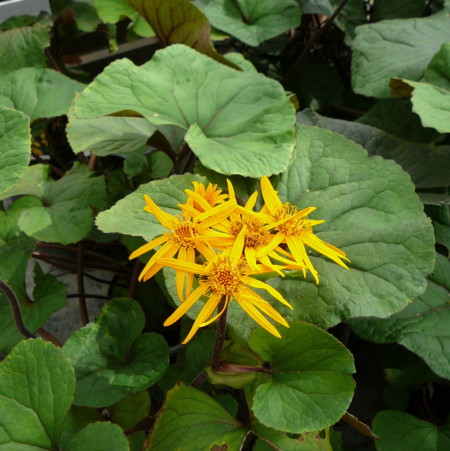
210 296 228 370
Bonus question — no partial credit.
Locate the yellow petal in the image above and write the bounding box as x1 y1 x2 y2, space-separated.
197 200 237 228
185 247 196 297
230 224 246 265
184 190 211 211
176 247 187 302
303 233 350 268
242 276 293 309
286 236 319 284
245 191 258 210
157 257 207 275
256 232 284 258
163 283 210 327
143 194 176 229
138 241 177 281
226 179 236 202
129 234 167 260
260 176 283 214
245 247 259 272
236 295 281 338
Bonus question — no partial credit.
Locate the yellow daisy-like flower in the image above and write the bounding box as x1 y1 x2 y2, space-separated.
259 176 350 283
184 181 228 213
158 226 293 344
194 180 286 275
129 193 236 300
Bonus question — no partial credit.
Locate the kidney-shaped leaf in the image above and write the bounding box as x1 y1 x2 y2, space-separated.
147 383 249 450
349 253 450 379
0 106 30 196
71 44 295 177
63 298 169 407
248 322 355 433
195 0 301 47
251 125 435 333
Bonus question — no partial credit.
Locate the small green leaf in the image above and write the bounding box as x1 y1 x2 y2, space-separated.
349 253 450 379
63 298 169 407
423 41 450 89
146 383 248 450
124 151 173 180
0 68 85 120
0 339 75 449
94 0 154 37
62 422 130 451
248 322 355 433
96 173 205 240
126 0 237 68
391 79 450 133
372 411 450 451
351 10 450 97
71 44 295 177
195 0 301 47
0 106 30 196
0 22 51 74
67 115 156 156
110 391 151 429
1 164 106 244
0 262 66 354
252 420 334 450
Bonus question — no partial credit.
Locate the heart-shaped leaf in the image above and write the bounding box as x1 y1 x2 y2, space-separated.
63 298 169 407
248 322 355 433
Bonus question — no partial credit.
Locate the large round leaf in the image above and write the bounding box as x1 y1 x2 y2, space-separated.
248 322 355 433
70 44 295 177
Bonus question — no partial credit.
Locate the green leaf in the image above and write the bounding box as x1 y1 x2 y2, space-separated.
0 339 75 449
0 106 30 196
349 253 450 380
96 173 205 240
234 124 434 335
0 22 51 74
63 298 169 407
391 79 450 133
126 0 237 68
287 56 344 109
124 151 173 180
71 44 295 177
94 0 154 37
351 10 450 97
1 164 106 245
252 421 334 451
63 422 130 451
195 0 301 47
0 68 85 120
372 411 450 451
423 42 450 89
146 383 248 450
298 109 450 188
110 391 151 429
67 115 156 156
248 322 355 434
0 263 66 354
357 99 439 143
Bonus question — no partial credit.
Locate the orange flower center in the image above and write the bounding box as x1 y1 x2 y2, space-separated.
207 258 243 296
171 221 198 248
275 203 306 237
230 215 269 248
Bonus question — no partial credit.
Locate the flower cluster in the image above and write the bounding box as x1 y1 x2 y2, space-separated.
130 177 349 344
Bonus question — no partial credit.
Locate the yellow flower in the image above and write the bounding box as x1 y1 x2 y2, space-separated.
194 180 286 275
158 226 293 344
184 181 228 213
129 193 236 301
259 176 350 283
